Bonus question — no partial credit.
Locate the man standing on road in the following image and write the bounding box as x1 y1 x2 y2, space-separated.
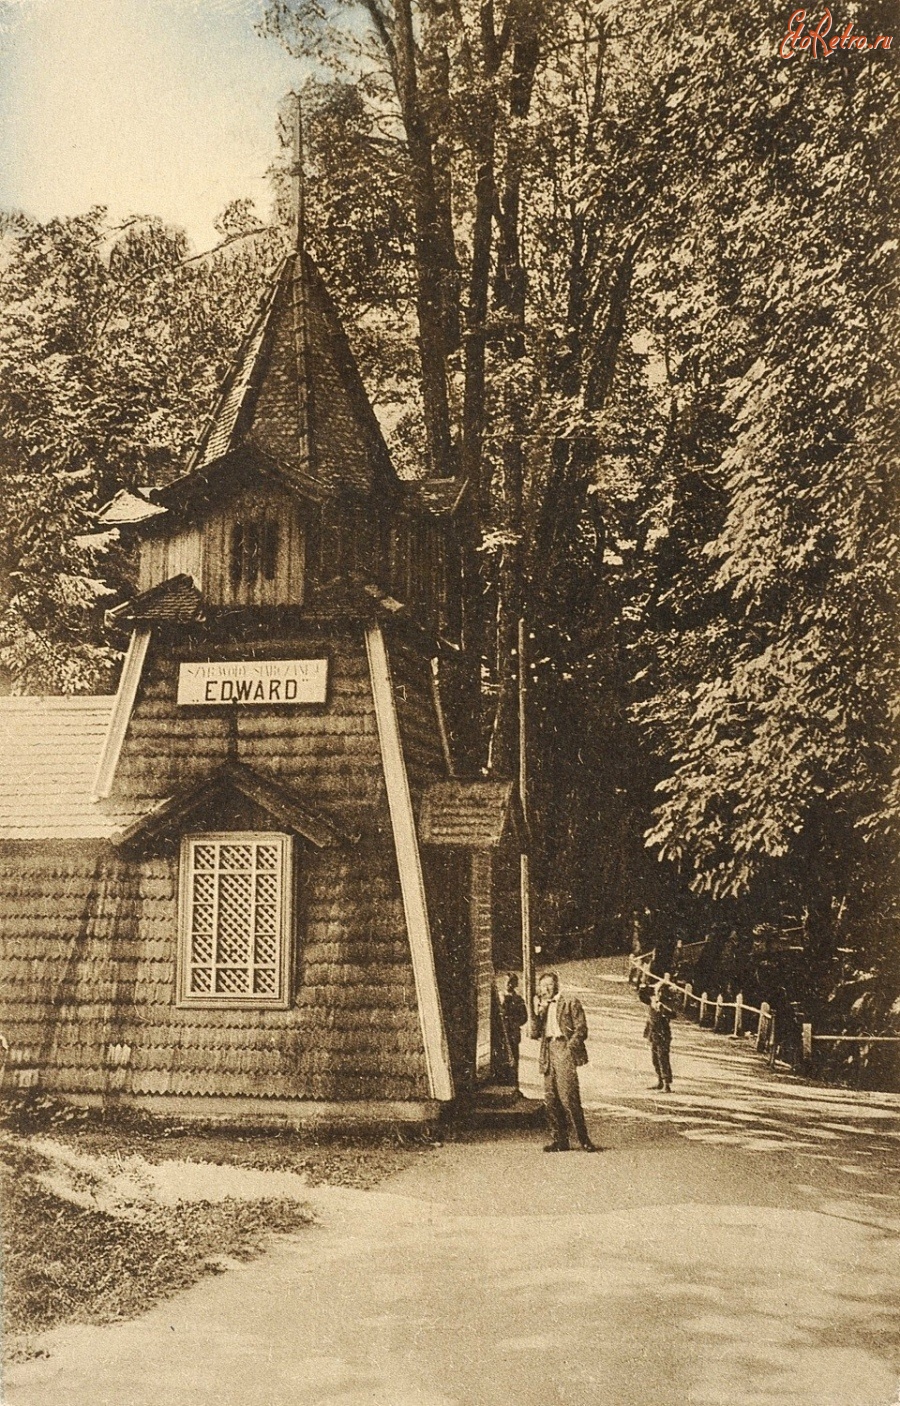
641 980 676 1092
533 972 597 1152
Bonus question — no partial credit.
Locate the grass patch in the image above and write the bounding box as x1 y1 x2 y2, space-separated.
0 1139 313 1356
0 1095 437 1356
0 1093 437 1188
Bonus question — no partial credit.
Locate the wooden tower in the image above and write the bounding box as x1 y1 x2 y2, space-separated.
0 108 526 1122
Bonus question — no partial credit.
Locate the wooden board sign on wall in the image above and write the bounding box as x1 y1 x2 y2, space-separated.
177 660 328 706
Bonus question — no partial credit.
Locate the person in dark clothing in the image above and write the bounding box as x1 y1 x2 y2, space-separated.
498 973 528 1085
640 980 676 1092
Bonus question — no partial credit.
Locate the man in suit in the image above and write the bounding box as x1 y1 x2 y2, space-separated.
533 971 597 1151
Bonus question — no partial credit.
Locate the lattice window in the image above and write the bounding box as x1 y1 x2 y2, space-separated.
178 833 291 1007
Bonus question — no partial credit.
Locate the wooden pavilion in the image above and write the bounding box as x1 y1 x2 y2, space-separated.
0 184 530 1125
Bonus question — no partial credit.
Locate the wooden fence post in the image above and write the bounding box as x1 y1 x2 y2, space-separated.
768 1014 777 1067
733 993 743 1038
756 1001 771 1051
699 991 709 1025
802 1022 814 1075
683 982 693 1016
714 994 725 1032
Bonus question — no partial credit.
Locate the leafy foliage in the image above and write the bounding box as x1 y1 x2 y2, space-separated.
261 0 900 996
0 208 284 691
614 3 900 934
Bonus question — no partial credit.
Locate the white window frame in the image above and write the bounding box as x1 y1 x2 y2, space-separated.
177 832 292 1009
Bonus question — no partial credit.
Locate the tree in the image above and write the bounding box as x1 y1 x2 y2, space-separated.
591 1 900 1008
261 0 572 767
260 0 900 989
4 0 895 1018
0 208 283 692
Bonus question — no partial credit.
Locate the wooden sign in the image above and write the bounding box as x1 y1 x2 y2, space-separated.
177 659 328 706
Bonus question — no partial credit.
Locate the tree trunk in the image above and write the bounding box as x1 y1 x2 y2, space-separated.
482 5 545 771
493 23 541 353
392 0 456 475
487 438 524 777
461 133 496 505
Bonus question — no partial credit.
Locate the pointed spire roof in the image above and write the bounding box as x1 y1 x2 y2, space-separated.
159 248 398 512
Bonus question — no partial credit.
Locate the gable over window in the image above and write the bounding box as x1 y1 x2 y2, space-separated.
178 832 292 1008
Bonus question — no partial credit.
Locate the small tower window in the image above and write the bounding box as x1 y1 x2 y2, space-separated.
230 519 279 587
262 521 279 580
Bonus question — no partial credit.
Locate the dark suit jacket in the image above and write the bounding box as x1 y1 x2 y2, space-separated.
534 994 589 1074
500 991 528 1046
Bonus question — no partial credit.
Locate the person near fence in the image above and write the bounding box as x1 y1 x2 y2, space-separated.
533 971 597 1152
641 980 676 1092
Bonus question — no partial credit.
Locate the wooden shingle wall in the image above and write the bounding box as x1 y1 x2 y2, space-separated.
0 628 432 1104
110 628 386 831
117 843 426 1100
389 641 447 800
0 846 139 1091
388 639 480 1091
0 841 426 1101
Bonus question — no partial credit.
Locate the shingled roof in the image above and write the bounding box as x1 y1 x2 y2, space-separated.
418 780 517 848
0 697 116 840
96 488 167 528
158 251 398 512
106 574 203 628
405 478 467 518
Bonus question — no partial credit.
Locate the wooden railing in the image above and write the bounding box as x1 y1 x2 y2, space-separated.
800 1026 900 1085
630 951 778 1068
629 950 900 1086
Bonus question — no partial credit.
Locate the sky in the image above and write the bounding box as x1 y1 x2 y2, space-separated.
0 0 306 250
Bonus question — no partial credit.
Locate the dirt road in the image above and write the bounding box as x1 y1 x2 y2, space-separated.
7 959 900 1406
